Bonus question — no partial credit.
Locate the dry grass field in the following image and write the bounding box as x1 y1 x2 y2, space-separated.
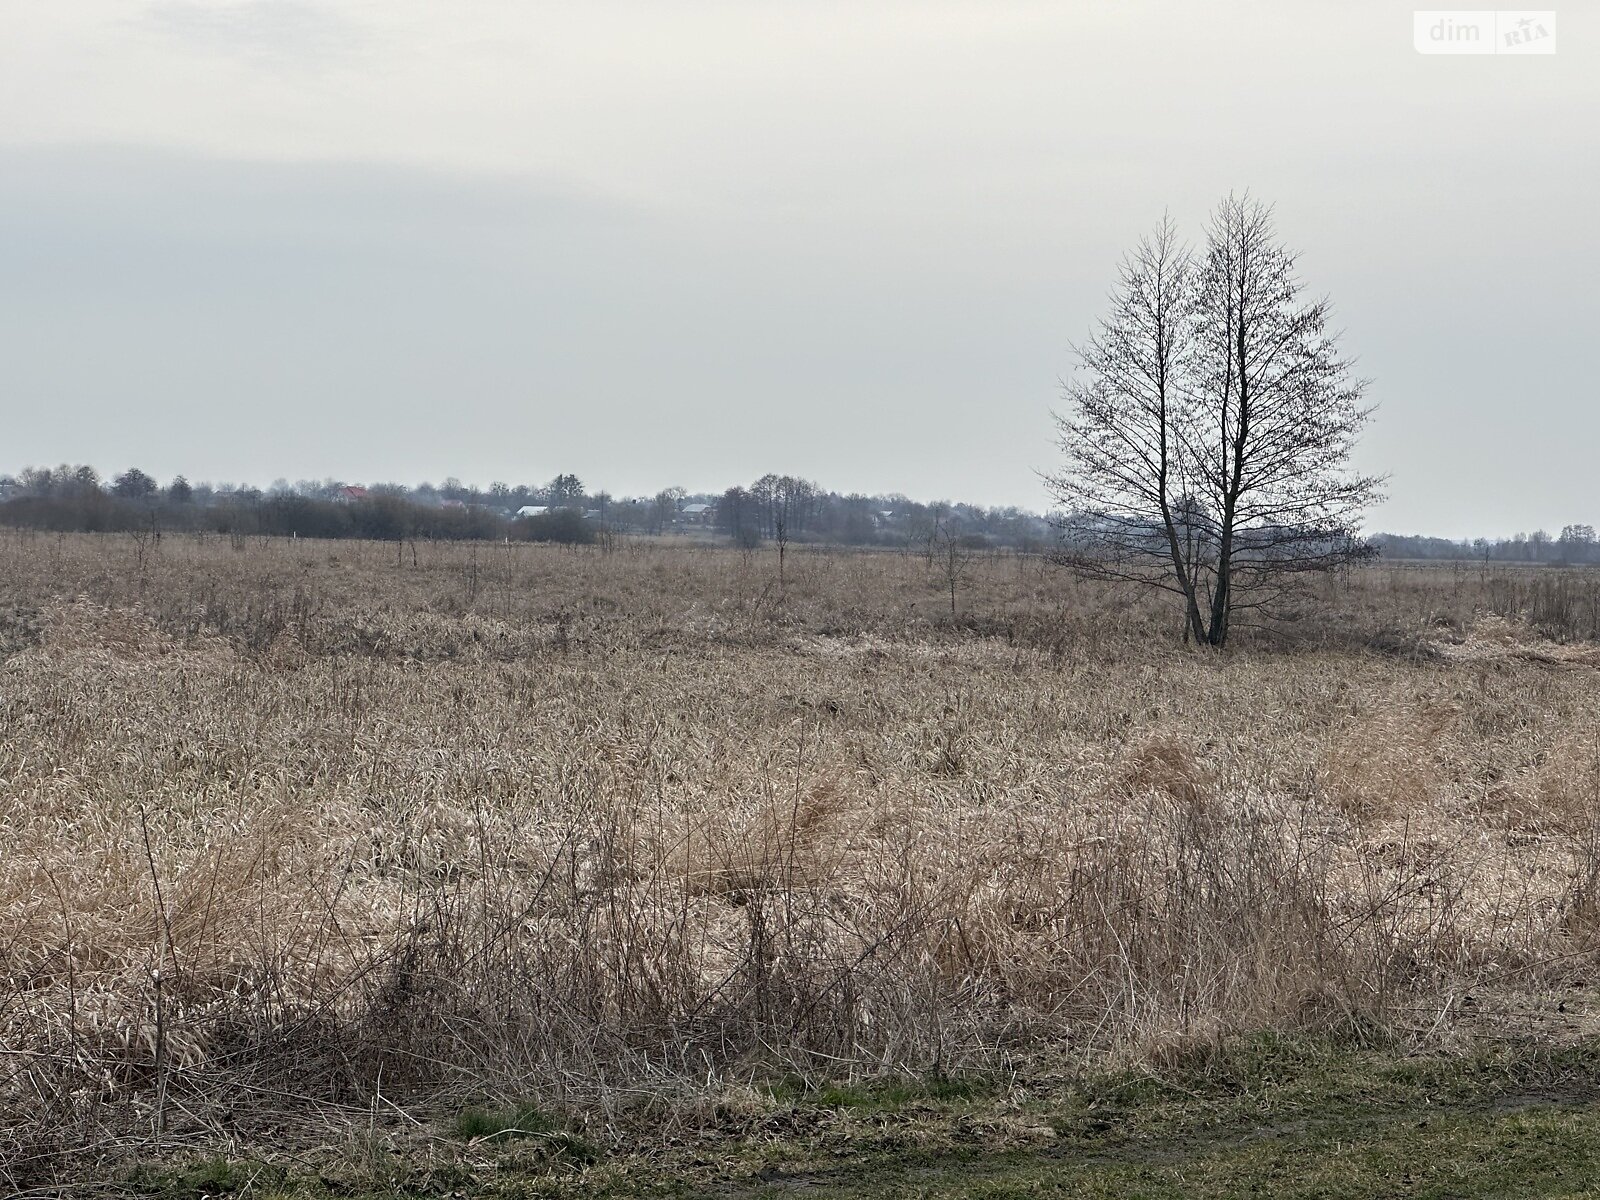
6 531 1600 1194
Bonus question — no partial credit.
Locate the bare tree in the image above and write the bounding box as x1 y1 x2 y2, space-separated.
1045 213 1209 643
1559 524 1596 565
129 511 160 591
932 517 973 615
1185 195 1383 644
650 487 684 535
718 485 761 549
772 498 790 588
751 474 818 587
1049 197 1382 647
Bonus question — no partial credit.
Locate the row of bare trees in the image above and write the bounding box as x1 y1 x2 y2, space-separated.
1048 195 1383 647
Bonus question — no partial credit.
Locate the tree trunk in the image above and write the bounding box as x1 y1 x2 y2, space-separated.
1205 247 1253 649
1159 511 1207 643
1207 532 1232 646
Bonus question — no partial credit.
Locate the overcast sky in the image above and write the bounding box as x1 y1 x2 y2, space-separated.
2 2 1594 536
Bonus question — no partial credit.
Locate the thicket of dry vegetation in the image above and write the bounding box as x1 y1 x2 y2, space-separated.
5 531 1600 1188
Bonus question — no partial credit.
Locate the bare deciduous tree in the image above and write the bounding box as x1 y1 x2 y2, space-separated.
1048 196 1383 647
932 517 973 615
1047 213 1209 642
650 487 684 535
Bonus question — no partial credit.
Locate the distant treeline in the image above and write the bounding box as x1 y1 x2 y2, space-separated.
1373 526 1600 565
0 464 1053 549
6 464 1593 560
0 486 593 544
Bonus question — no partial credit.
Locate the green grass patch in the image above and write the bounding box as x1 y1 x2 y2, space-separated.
126 1156 289 1198
769 1071 987 1111
447 1099 601 1170
759 1104 1600 1198
105 1036 1600 1199
737 1034 1600 1199
451 1100 558 1141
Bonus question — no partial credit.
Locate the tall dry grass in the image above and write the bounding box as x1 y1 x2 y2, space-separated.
3 530 1600 1184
